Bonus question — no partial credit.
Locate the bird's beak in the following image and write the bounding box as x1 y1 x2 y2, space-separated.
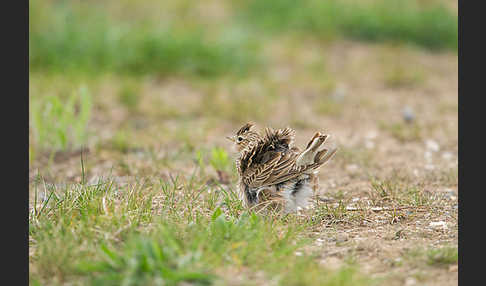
226 136 235 142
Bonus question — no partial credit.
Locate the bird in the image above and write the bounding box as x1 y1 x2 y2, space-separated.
226 122 337 214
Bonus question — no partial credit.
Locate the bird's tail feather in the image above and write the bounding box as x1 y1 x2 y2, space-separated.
296 132 333 167
314 147 338 165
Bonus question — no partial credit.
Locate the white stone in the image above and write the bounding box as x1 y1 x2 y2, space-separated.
442 152 454 160
365 131 378 140
425 164 435 170
365 140 375 149
346 164 359 172
405 277 417 286
429 221 447 229
425 139 440 152
413 169 420 177
402 106 415 123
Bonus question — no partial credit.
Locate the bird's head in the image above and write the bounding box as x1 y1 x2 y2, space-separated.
226 122 260 152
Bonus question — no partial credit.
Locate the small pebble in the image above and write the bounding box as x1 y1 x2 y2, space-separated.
425 139 440 152
442 152 454 160
392 257 403 266
331 86 347 102
346 164 359 172
318 196 332 202
445 189 456 200
365 140 375 149
425 164 435 170
38 192 48 202
402 106 415 123
405 277 417 286
365 131 378 140
429 221 447 229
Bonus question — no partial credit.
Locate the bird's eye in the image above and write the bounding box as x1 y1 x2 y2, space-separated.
237 136 243 142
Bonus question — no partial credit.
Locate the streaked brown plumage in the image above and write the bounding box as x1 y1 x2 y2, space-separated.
227 122 337 213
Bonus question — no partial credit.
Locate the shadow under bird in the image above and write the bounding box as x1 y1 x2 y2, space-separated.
227 123 337 214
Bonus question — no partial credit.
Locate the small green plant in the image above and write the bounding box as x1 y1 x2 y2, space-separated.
316 201 348 220
30 86 92 152
426 246 458 266
313 200 364 227
195 149 207 176
78 239 214 286
209 147 230 171
369 171 431 208
370 178 399 201
403 246 458 269
404 186 430 207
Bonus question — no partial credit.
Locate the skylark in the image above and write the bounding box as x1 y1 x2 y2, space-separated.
227 123 337 213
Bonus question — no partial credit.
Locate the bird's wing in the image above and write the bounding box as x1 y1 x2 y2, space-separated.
243 147 337 188
242 150 305 188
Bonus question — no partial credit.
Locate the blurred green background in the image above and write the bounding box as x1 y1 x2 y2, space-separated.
30 0 456 76
29 0 457 157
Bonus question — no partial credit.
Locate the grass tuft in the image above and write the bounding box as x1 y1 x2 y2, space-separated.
426 246 458 266
30 175 373 285
30 86 93 153
78 237 214 286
